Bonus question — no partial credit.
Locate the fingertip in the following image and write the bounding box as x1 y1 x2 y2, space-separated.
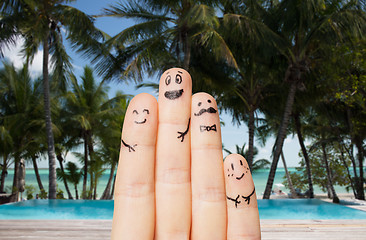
123 93 158 146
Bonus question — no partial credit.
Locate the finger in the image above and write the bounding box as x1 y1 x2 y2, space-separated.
155 68 192 239
191 93 226 240
224 154 261 240
111 93 158 240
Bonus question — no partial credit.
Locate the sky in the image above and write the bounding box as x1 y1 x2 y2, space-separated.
2 0 305 168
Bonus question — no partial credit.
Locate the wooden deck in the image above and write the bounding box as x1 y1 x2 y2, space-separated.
1 219 366 239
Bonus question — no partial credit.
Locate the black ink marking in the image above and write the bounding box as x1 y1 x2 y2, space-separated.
175 74 182 84
165 75 171 85
121 139 137 152
134 119 147 124
236 173 245 180
143 109 149 114
200 124 217 132
177 118 190 142
231 163 234 171
240 160 243 166
164 89 184 100
133 110 138 114
178 71 183 74
194 107 217 116
198 102 202 107
208 99 211 103
242 188 255 205
227 195 241 208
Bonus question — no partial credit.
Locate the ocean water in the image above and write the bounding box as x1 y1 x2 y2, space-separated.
3 168 350 199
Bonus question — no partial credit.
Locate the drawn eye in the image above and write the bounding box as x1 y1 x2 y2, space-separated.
198 102 202 107
240 160 243 166
165 75 171 85
175 74 182 84
133 110 138 114
208 99 211 103
143 109 149 114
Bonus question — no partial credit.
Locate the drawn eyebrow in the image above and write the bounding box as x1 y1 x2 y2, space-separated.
133 110 138 114
231 163 234 170
166 72 170 75
177 71 183 74
143 109 149 114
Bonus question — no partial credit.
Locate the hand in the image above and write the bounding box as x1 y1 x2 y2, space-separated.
111 68 261 240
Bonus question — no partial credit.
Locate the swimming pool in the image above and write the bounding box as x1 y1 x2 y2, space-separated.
1 199 366 220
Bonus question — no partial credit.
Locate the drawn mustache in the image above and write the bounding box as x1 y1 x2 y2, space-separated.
164 89 184 100
194 107 217 116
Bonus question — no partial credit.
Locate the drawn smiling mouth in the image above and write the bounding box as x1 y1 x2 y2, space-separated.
236 173 245 180
164 89 184 100
134 119 147 124
194 107 217 116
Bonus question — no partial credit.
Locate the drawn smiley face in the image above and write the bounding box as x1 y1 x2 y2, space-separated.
132 108 150 124
163 69 185 100
194 99 218 116
227 158 249 180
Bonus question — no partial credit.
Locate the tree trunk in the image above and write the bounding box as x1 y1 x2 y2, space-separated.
82 132 88 199
294 113 314 198
281 151 297 198
43 34 57 199
56 154 73 199
263 82 297 199
346 108 364 200
339 144 356 198
74 184 79 200
247 109 255 170
183 32 191 70
31 156 44 191
0 155 8 193
101 162 117 200
321 143 339 203
111 172 117 199
87 132 94 199
11 158 19 200
354 138 365 200
93 180 97 200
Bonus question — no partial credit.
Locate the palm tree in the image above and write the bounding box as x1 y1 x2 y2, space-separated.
263 0 366 199
213 0 281 168
99 93 128 200
65 65 109 199
57 162 82 199
0 0 104 199
224 142 270 172
0 62 44 198
0 124 13 193
96 0 236 81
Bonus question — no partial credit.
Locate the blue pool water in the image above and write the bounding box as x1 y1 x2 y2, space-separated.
1 199 366 220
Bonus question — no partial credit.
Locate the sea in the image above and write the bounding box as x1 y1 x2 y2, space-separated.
2 168 351 199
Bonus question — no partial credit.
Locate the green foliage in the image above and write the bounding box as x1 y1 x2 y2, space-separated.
283 145 351 193
56 189 65 199
39 189 48 199
25 185 36 200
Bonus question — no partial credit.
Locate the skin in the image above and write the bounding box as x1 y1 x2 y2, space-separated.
111 68 261 240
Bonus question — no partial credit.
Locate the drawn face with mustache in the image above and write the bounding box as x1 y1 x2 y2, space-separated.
194 99 218 116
